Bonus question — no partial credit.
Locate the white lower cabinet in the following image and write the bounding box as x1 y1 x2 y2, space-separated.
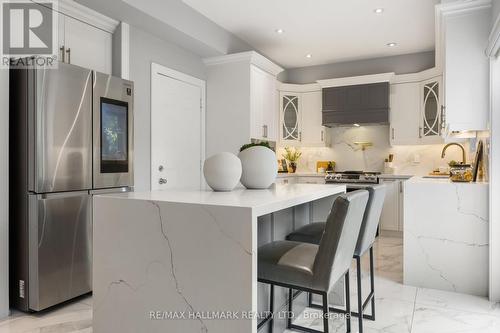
275 176 297 185
379 179 404 232
297 176 325 184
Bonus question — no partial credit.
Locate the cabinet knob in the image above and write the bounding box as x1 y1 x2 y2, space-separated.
159 178 168 185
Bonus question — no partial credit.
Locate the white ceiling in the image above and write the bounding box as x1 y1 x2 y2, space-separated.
182 0 440 68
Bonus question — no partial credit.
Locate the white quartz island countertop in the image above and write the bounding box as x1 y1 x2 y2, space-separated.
92 184 346 333
102 183 346 217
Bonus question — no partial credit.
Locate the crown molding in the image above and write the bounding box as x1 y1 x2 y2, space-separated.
33 0 119 33
278 82 321 92
390 67 442 84
317 72 395 88
203 51 284 76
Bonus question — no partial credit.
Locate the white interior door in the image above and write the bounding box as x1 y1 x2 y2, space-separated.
151 63 205 190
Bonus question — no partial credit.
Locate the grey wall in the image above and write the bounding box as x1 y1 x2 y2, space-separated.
0 69 9 319
279 51 435 84
129 25 206 191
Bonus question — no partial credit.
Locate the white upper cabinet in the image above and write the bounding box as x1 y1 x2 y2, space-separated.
390 82 421 145
203 52 283 155
420 76 444 144
62 16 112 74
280 92 301 144
250 65 278 141
36 0 117 74
390 73 444 146
438 2 491 132
279 84 328 147
301 91 328 146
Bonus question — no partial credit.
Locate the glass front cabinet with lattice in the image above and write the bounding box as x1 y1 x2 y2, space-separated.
419 77 444 144
280 92 302 144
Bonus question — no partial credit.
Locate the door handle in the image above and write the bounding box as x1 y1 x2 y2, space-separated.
263 125 268 138
158 165 164 172
391 128 395 140
60 46 65 62
321 130 324 142
65 48 71 64
158 178 167 185
419 126 422 138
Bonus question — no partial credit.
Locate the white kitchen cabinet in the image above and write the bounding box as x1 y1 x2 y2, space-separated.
379 179 404 232
297 176 325 184
390 74 444 146
279 85 329 147
438 2 491 132
280 92 302 144
390 82 421 145
301 91 329 146
250 65 277 141
420 77 444 144
34 1 115 74
275 176 298 185
62 16 112 74
204 51 283 156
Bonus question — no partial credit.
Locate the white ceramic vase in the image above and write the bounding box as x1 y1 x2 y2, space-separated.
203 152 242 192
238 146 278 189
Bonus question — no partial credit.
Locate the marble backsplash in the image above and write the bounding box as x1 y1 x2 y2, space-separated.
277 125 482 176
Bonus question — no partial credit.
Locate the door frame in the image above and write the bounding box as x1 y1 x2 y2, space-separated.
150 62 206 190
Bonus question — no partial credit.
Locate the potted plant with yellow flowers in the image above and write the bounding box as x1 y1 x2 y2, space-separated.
282 147 302 173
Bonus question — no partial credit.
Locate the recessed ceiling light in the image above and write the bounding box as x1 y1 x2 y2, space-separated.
387 42 397 47
353 123 361 127
374 8 384 14
305 54 312 58
275 29 284 34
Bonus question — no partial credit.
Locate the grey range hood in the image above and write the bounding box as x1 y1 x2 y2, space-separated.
322 82 389 127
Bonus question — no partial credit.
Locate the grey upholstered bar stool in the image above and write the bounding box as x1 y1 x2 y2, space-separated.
258 190 369 333
286 185 386 333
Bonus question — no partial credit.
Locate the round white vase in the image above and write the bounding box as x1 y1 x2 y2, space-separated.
238 146 278 189
203 152 242 192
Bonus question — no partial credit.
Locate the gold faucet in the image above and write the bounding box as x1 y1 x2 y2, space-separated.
441 143 466 164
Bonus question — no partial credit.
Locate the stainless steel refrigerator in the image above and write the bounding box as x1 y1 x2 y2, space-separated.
9 61 134 311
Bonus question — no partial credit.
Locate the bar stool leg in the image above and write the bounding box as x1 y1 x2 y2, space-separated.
269 284 274 333
356 256 363 333
322 292 330 333
345 271 351 333
369 246 376 321
287 288 293 329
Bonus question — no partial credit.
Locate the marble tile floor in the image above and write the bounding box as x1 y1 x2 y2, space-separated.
1 236 499 333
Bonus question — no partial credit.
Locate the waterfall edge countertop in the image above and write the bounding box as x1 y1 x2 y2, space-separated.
93 183 346 217
92 184 346 333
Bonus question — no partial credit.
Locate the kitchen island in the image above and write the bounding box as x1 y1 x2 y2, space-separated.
404 177 489 296
92 184 346 333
